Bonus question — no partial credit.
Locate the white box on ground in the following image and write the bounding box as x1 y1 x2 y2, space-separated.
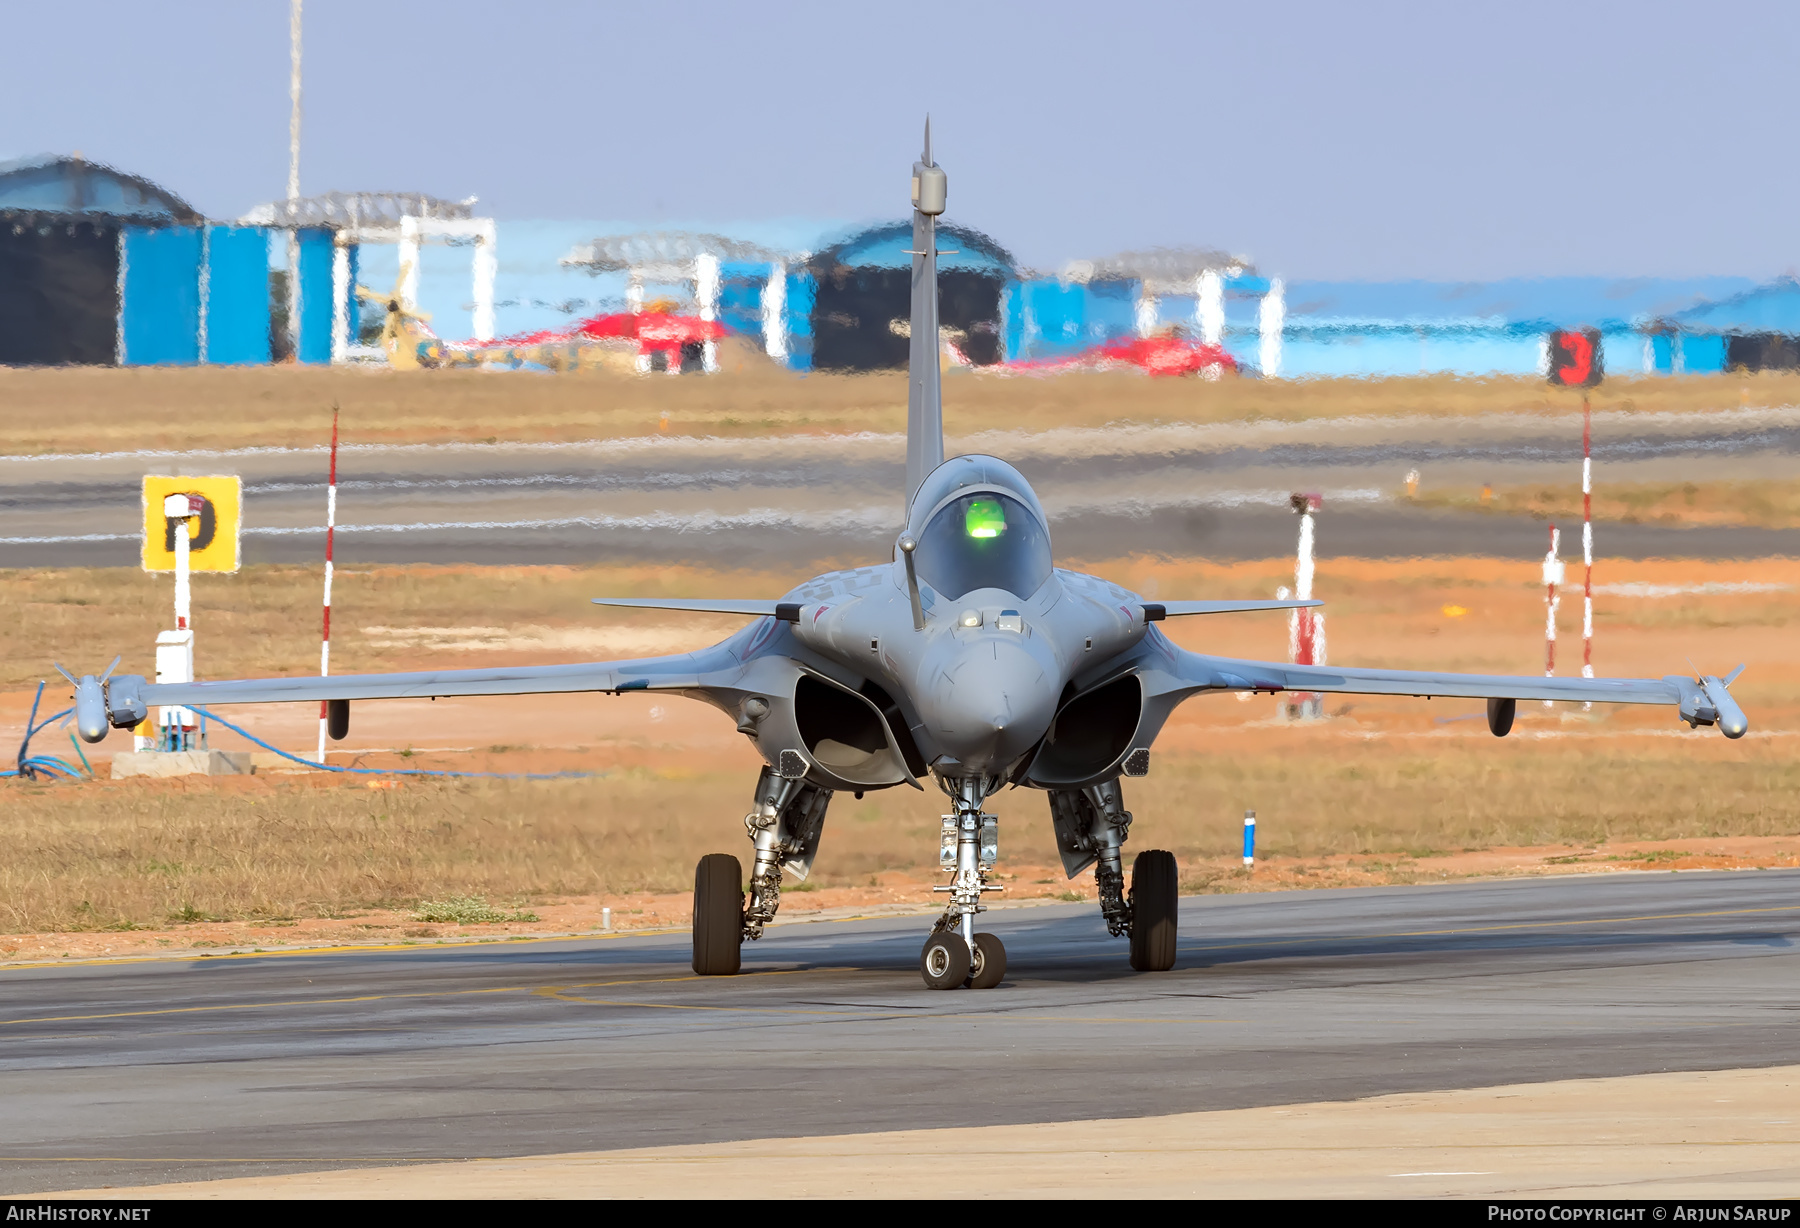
155 628 193 729
111 750 252 779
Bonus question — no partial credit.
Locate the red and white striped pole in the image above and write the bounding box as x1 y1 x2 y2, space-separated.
1581 393 1594 708
1542 523 1563 709
1286 493 1325 719
315 408 339 764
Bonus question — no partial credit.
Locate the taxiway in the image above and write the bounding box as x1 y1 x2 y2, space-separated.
4 868 1796 1194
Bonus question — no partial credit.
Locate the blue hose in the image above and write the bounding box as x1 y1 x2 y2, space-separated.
7 682 592 783
187 705 597 781
9 681 78 782
2 755 85 780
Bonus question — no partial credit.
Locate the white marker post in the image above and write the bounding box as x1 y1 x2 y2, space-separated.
762 260 788 363
1197 269 1224 380
695 251 721 374
1134 290 1159 338
1543 524 1564 709
316 409 339 764
159 494 201 751
1581 394 1594 708
1259 278 1284 379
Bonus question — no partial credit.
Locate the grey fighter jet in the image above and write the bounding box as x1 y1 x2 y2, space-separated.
62 125 1750 989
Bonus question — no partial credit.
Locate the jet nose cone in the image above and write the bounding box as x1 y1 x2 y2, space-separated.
924 638 1058 771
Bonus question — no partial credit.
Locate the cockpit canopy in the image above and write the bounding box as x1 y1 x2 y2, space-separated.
907 455 1053 601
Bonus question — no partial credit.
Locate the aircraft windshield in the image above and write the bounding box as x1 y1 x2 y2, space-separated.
915 492 1051 601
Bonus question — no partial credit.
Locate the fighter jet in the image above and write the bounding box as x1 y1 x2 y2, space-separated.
61 125 1750 990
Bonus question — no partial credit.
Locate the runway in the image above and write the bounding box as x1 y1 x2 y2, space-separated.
4 868 1797 1194
5 408 1799 567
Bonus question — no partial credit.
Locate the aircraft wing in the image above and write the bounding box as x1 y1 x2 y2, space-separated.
591 598 787 617
1139 641 1749 737
74 640 752 740
1143 599 1322 619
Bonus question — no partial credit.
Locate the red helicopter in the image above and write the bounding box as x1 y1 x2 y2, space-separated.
442 301 728 372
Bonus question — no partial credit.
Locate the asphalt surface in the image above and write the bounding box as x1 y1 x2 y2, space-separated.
4 869 1797 1194
5 409 1799 567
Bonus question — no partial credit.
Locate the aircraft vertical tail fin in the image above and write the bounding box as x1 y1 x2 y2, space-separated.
905 117 946 515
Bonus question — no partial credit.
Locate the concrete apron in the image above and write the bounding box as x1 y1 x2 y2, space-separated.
40 1064 1800 1199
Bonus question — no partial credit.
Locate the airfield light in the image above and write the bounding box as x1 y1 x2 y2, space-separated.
965 498 1005 539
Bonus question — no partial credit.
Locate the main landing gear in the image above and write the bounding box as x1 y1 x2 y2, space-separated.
691 769 1177 984
1128 848 1178 973
1049 779 1179 973
691 766 832 977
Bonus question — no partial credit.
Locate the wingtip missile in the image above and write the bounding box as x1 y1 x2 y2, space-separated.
1670 672 1750 739
1702 674 1749 739
73 672 109 743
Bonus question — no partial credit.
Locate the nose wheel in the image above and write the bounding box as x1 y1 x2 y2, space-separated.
920 929 1006 990
920 930 967 989
920 777 1010 989
968 931 1007 988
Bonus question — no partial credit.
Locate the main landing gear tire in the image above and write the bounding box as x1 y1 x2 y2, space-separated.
920 930 971 990
968 932 1006 990
1129 849 1179 973
692 852 743 976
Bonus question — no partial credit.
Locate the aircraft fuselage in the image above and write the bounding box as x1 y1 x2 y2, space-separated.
782 557 1152 779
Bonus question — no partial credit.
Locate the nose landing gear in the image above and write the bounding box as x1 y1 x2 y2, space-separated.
919 930 969 989
920 776 1008 989
919 928 1007 990
968 931 1007 989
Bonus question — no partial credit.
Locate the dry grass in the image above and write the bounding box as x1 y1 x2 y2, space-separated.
2 736 1794 935
4 553 1797 936
0 562 812 690
1 363 1795 455
7 554 1795 694
1411 479 1800 530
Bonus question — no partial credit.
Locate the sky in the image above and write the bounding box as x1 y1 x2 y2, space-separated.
4 0 1798 281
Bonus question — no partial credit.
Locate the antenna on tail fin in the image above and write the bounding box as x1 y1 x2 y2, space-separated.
906 117 947 515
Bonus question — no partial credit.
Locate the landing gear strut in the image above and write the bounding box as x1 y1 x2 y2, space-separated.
1048 778 1179 972
691 765 832 976
920 776 1007 990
